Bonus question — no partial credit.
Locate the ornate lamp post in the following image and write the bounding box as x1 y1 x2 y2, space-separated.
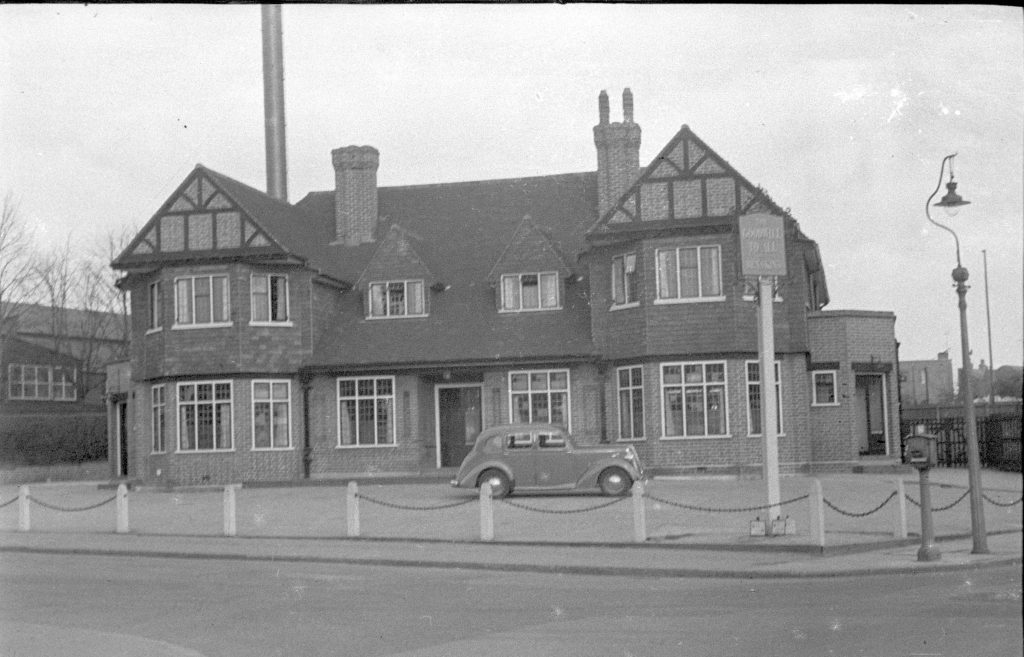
925 153 988 554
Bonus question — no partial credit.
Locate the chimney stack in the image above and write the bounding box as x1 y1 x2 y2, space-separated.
332 146 380 246
593 88 641 217
261 5 288 201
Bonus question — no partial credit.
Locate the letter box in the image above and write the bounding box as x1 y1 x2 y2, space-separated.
904 431 937 469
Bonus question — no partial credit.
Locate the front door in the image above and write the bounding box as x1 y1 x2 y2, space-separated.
854 375 887 456
117 401 129 477
437 386 482 467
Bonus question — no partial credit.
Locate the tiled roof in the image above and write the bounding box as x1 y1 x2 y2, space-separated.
1 302 126 343
294 172 599 366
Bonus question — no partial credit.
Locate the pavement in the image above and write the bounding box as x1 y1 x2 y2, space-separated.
0 467 1020 579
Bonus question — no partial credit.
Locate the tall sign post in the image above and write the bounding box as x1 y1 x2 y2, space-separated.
739 213 788 528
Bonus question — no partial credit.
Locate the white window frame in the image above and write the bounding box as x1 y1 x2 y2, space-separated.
252 380 292 450
508 369 571 431
250 273 292 326
173 274 231 329
611 253 639 308
151 384 166 453
499 272 560 312
812 370 840 406
337 376 396 447
147 281 162 332
7 364 76 402
745 360 784 437
660 361 729 439
654 245 725 304
367 280 426 319
616 365 645 441
176 381 234 452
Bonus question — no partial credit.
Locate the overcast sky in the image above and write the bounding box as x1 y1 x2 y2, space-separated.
1 4 1021 372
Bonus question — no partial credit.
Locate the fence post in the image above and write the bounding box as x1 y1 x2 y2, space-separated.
223 485 237 537
347 481 360 538
808 478 825 549
18 485 29 532
632 480 647 543
892 478 908 539
116 483 129 534
479 483 494 542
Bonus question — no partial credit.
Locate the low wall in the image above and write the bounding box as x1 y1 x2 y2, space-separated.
0 460 110 485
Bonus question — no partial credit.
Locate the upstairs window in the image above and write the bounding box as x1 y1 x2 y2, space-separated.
174 274 230 327
656 245 723 302
611 254 638 306
500 272 559 312
148 281 162 330
7 364 76 402
368 280 425 318
251 274 290 323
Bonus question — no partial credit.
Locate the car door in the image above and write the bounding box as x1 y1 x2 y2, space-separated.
534 430 574 488
502 431 536 488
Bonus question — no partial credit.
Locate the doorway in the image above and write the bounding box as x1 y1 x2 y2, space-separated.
116 401 129 477
435 385 482 468
854 374 888 456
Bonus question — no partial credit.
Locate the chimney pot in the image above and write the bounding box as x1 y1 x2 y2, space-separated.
623 88 634 123
598 90 609 125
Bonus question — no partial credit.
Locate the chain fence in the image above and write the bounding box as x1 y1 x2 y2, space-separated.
643 492 809 514
26 494 117 513
355 492 476 512
0 495 18 510
982 492 1024 507
822 491 897 518
904 489 971 512
498 496 628 514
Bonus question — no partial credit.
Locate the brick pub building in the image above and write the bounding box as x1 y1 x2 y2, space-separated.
111 91 899 485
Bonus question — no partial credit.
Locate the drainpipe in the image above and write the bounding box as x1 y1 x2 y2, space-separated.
301 373 312 478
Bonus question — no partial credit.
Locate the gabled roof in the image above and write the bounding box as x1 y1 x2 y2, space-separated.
486 214 574 282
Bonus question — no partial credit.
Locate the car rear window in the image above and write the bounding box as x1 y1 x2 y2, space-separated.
506 433 533 449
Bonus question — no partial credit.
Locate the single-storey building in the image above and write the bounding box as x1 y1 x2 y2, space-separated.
111 90 899 486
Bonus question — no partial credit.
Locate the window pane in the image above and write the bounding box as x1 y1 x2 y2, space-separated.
357 399 375 445
549 371 568 390
272 382 288 399
521 274 539 309
619 389 632 437
407 280 423 315
339 400 356 445
540 273 558 308
252 276 269 322
530 372 548 390
685 388 705 435
194 277 211 324
749 383 763 435
254 382 270 400
370 284 386 317
388 282 406 316
550 392 566 426
510 373 529 391
657 250 677 299
631 390 645 437
678 248 699 298
254 403 271 448
815 373 835 403
376 378 392 396
176 279 193 324
216 402 232 449
512 393 530 423
270 275 288 321
197 403 214 449
213 276 228 322
376 398 393 444
181 405 196 450
706 364 725 382
630 367 643 387
612 257 624 305
700 246 721 296
624 254 638 303
502 276 520 310
706 386 725 434
531 393 549 423
662 365 682 385
338 379 355 397
618 369 630 387
664 388 684 436
272 402 289 447
684 364 703 383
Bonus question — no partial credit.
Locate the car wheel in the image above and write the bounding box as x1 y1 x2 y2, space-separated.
478 469 511 498
598 467 632 496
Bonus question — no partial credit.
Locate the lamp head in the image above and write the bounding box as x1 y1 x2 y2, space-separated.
933 173 970 217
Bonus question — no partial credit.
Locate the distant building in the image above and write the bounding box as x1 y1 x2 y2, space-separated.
110 90 901 486
900 351 955 406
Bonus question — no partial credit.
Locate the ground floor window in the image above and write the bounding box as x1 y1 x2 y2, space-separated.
151 384 166 453
338 377 395 446
253 380 291 449
617 366 644 440
746 361 783 436
177 381 233 451
661 362 728 437
509 370 570 430
812 370 839 406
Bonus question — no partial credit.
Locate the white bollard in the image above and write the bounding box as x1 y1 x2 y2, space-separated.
632 480 647 543
808 478 826 549
223 484 237 537
347 481 360 537
479 483 494 542
116 483 129 534
892 478 908 539
18 485 30 532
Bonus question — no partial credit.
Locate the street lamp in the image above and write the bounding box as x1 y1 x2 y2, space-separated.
925 153 988 554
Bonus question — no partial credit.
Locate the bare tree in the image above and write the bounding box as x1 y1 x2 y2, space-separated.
0 192 38 335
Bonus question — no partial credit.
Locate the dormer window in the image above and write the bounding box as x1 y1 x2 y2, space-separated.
368 280 425 318
611 253 638 306
500 272 559 312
